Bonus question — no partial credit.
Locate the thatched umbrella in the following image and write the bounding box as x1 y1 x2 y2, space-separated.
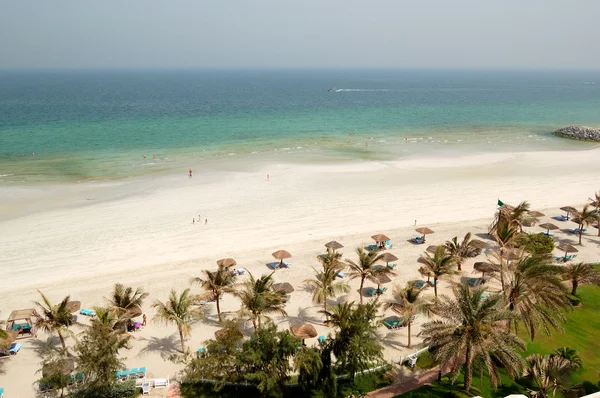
474 262 496 278
124 306 143 319
374 273 392 290
215 328 243 340
502 250 522 262
290 324 318 345
324 241 344 253
42 357 75 378
272 282 294 294
379 252 398 267
418 266 432 282
539 223 559 235
371 234 390 249
65 301 81 313
556 243 578 259
528 210 545 218
272 250 292 267
217 258 237 268
415 227 434 242
426 245 440 253
560 206 578 219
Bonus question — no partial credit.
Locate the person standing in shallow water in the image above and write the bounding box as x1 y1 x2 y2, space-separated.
189 169 193 177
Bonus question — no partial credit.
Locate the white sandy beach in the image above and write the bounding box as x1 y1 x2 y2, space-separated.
1 147 600 396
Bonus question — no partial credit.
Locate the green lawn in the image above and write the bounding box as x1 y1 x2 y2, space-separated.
397 274 600 397
521 283 600 382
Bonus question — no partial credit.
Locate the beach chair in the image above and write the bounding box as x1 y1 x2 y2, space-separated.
414 280 426 288
282 261 291 268
387 263 397 270
129 368 139 380
154 378 169 388
267 262 278 270
337 271 345 278
367 244 378 251
383 316 403 330
318 335 326 343
0 387 3 397
467 278 482 287
80 309 95 317
385 240 393 249
142 381 151 395
119 369 129 381
365 287 376 297
411 236 425 244
138 367 147 378
555 215 569 221
540 231 555 236
8 343 22 355
377 287 387 295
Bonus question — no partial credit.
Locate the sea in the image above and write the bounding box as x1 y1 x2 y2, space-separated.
1 69 600 184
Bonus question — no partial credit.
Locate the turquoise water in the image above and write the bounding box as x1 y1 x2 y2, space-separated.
1 69 600 183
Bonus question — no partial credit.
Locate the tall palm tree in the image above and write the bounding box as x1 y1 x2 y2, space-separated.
492 223 519 297
233 271 287 330
420 246 456 299
304 264 351 315
562 262 600 296
445 232 478 271
152 288 202 352
523 354 577 398
345 247 385 304
384 282 431 348
190 265 235 322
509 201 531 232
34 291 74 351
0 312 6 340
419 285 525 391
573 204 599 244
501 254 569 339
106 283 148 327
318 250 343 272
320 301 354 330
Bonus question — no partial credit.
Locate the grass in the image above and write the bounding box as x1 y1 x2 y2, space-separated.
520 283 600 382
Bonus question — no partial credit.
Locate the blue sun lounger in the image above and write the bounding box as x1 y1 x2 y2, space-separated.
568 228 586 234
8 343 22 355
414 280 426 288
555 215 569 221
79 309 95 317
411 236 425 244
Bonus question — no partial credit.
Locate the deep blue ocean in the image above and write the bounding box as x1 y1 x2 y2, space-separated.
1 69 599 183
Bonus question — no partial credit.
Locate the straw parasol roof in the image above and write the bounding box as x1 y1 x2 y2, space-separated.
371 234 390 242
415 227 434 235
272 282 295 294
379 252 398 263
375 273 392 285
557 243 579 254
66 301 81 313
272 250 292 260
217 258 237 268
42 358 75 378
560 206 578 214
325 241 344 250
290 324 317 339
539 223 559 231
474 262 496 275
215 328 243 340
426 245 440 253
502 250 522 261
470 239 487 249
528 210 545 218
7 309 36 322
571 217 582 225
124 306 143 319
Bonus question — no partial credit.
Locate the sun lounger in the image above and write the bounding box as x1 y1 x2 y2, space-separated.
414 280 426 288
411 236 425 244
79 309 95 317
385 240 393 249
365 287 376 297
467 278 482 287
568 228 586 234
0 387 3 397
129 368 138 379
337 271 345 278
377 287 386 295
282 261 291 268
367 244 378 251
540 231 555 236
318 335 326 343
154 378 169 388
142 381 151 395
387 263 397 270
267 262 278 270
383 316 404 330
555 215 569 221
8 343 22 355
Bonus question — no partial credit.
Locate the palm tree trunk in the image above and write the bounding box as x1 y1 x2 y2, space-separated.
178 326 186 352
323 292 328 315
433 277 438 299
571 280 578 296
216 292 222 323
57 329 67 351
252 315 257 331
359 277 365 304
457 260 462 272
407 320 412 348
464 343 473 390
578 229 583 245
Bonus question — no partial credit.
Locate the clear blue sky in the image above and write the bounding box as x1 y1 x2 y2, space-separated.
1 0 598 69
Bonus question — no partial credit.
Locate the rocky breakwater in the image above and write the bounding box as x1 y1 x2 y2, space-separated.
553 125 600 142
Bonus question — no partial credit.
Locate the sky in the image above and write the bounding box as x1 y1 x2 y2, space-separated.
1 0 599 69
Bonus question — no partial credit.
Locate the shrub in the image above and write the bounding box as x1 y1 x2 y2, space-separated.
70 380 137 398
516 233 555 255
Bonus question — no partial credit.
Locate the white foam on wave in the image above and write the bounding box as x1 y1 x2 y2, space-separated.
0 174 15 177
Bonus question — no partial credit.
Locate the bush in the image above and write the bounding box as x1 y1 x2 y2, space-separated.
70 381 137 398
516 233 555 255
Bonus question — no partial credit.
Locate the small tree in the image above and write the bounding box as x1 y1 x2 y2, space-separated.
153 288 202 353
384 282 430 348
37 343 72 397
190 264 235 322
304 264 350 315
562 262 600 296
523 354 579 398
75 307 131 392
233 272 287 331
34 291 74 351
445 232 479 271
572 204 598 245
552 347 583 370
345 247 384 304
106 283 148 329
419 246 456 299
515 232 555 255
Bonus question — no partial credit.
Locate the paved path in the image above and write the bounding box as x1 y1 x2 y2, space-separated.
367 365 449 398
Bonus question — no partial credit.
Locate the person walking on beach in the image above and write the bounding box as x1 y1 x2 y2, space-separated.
142 314 147 327
267 174 270 181
205 219 208 225
193 218 195 224
189 169 193 178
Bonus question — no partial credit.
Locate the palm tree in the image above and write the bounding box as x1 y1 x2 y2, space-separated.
523 354 577 398
573 204 599 244
492 223 519 297
591 190 600 236
345 247 385 304
552 347 583 370
420 246 456 299
320 301 354 330
384 282 430 348
318 250 343 272
509 201 531 232
0 312 6 340
562 262 600 296
501 254 569 339
152 288 202 352
419 284 525 391
106 283 148 327
233 271 287 330
304 264 351 315
445 232 478 271
34 291 74 351
190 265 235 322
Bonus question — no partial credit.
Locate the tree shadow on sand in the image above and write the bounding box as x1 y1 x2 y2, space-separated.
138 334 180 359
28 336 63 358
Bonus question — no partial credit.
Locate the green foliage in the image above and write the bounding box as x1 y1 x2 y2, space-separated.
34 290 75 351
515 232 555 255
233 272 287 331
413 350 437 370
70 380 136 398
152 288 202 352
567 294 581 306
